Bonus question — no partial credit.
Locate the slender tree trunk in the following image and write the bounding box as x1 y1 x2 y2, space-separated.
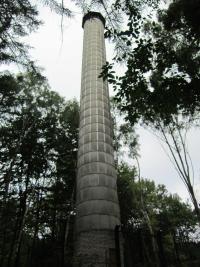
159 122 200 222
13 167 31 267
157 230 167 267
3 159 16 202
3 120 33 203
172 231 181 267
14 203 29 267
143 211 160 267
141 230 151 266
30 190 41 267
62 189 74 267
0 227 7 267
138 169 160 267
7 213 19 267
51 206 57 240
188 184 200 222
138 229 144 265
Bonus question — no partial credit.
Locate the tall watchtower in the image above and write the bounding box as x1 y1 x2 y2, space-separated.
74 12 122 267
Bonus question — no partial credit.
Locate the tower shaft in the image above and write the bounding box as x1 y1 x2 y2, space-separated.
74 12 121 267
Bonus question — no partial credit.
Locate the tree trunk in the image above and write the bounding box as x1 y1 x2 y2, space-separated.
13 166 31 267
172 231 181 267
14 203 29 267
3 120 33 203
7 215 19 267
0 227 7 267
157 231 167 267
188 184 200 222
62 189 74 267
143 211 160 267
3 159 16 203
30 190 41 267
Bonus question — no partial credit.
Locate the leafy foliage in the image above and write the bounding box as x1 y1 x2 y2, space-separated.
0 0 40 64
117 163 200 266
0 0 72 66
110 98 139 163
0 72 79 267
161 0 200 38
100 0 200 126
100 0 200 219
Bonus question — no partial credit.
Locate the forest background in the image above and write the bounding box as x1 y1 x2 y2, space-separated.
0 0 200 266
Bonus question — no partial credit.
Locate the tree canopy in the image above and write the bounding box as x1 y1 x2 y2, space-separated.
99 0 200 126
98 0 200 219
117 163 199 267
1 0 200 266
0 71 79 267
0 0 72 66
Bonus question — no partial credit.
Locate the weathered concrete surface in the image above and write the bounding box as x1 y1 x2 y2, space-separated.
74 12 122 267
74 230 116 267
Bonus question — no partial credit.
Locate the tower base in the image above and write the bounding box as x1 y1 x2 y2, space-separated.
74 230 123 267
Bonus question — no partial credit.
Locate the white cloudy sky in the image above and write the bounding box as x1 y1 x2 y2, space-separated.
4 3 200 202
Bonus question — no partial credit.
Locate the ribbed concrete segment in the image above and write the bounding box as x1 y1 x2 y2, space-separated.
74 12 121 267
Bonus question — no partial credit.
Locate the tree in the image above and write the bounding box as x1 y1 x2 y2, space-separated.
0 0 39 65
161 0 200 39
94 0 200 124
0 0 72 66
99 0 200 219
152 118 200 221
0 71 79 267
110 98 139 164
117 163 199 266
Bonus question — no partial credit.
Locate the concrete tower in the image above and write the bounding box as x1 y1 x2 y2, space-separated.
74 12 122 267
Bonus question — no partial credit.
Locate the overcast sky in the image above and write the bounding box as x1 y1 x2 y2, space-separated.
5 4 200 202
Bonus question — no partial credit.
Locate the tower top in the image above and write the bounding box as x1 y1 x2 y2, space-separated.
82 11 105 28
